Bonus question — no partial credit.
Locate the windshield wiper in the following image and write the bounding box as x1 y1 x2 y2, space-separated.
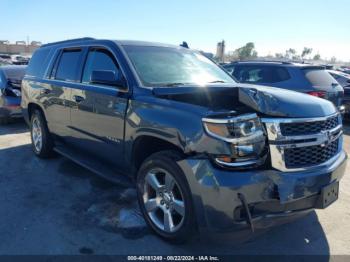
162 82 195 87
208 80 226 83
159 81 226 87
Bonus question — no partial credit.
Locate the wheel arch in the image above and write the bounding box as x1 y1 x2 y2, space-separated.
28 103 46 122
131 135 185 177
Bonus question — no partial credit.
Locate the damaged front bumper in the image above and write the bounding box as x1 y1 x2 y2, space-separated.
178 150 347 232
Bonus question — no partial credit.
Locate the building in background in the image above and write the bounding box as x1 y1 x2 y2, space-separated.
215 40 225 63
0 40 41 56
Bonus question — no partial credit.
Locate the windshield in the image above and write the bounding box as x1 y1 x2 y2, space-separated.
123 45 235 87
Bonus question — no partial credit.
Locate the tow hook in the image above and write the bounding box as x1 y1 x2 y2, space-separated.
238 193 254 232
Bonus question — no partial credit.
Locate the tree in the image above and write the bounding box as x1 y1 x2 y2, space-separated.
285 48 297 59
225 51 238 62
235 42 258 60
313 54 321 60
301 47 313 59
275 53 284 59
330 56 337 63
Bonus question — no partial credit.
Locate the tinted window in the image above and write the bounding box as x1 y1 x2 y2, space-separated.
233 65 290 83
303 68 337 87
82 49 119 84
329 72 349 87
0 55 11 59
26 48 51 77
223 65 235 74
55 49 82 82
330 73 340 80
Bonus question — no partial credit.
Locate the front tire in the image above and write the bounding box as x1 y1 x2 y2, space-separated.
30 110 54 158
137 151 197 243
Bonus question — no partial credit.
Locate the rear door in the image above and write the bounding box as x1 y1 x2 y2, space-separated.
45 48 85 138
68 47 128 168
302 67 344 107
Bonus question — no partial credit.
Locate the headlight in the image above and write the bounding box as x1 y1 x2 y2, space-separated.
202 113 267 167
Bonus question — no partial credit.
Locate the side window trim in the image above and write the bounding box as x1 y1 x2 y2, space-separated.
49 49 63 79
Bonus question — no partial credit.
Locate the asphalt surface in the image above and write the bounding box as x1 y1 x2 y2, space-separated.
0 120 349 256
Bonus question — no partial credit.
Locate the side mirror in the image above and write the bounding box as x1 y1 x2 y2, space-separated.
90 70 127 89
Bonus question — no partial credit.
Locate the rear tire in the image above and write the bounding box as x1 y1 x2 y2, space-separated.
136 150 197 243
30 109 54 158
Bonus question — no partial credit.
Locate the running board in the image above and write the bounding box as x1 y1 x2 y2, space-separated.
53 145 133 187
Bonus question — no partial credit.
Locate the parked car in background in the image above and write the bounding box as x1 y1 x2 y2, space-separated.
328 70 350 88
0 54 12 64
21 38 346 242
11 55 30 65
0 59 12 66
223 61 344 112
0 65 26 123
328 70 350 117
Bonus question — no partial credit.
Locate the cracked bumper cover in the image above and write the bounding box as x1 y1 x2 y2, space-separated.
178 150 347 232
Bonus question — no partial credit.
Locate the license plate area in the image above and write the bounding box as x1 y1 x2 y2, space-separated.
318 182 339 209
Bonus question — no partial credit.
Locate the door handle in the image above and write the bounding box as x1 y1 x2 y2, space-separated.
73 95 85 103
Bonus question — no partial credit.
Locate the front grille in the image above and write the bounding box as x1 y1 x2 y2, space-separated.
284 139 339 168
280 115 339 136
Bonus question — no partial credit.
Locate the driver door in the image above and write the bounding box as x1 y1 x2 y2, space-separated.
69 47 129 168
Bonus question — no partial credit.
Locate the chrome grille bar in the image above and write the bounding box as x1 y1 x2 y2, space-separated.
262 113 343 172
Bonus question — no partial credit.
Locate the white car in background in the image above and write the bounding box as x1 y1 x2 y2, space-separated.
10 55 30 65
0 54 12 64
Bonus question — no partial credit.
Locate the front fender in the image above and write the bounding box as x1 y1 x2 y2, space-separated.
124 96 232 158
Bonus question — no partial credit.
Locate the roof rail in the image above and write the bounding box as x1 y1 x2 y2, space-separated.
231 59 293 64
41 37 95 47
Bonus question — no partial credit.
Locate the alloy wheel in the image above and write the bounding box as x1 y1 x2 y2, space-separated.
143 168 185 233
32 117 43 152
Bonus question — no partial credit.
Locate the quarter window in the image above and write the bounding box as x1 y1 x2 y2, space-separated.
55 49 82 82
26 48 51 78
82 48 120 85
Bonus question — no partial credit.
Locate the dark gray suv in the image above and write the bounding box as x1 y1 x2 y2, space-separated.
21 38 347 242
223 61 344 111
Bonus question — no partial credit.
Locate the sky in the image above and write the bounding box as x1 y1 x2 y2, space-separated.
1 0 349 61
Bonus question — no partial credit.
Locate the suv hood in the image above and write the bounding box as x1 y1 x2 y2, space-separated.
238 84 336 117
153 84 337 118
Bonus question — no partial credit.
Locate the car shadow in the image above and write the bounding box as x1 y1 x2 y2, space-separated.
180 211 330 256
56 157 331 256
0 124 332 256
0 118 28 135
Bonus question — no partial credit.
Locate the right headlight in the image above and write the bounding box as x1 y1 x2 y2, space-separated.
202 113 267 167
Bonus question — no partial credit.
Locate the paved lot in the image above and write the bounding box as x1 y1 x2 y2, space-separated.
0 120 349 256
